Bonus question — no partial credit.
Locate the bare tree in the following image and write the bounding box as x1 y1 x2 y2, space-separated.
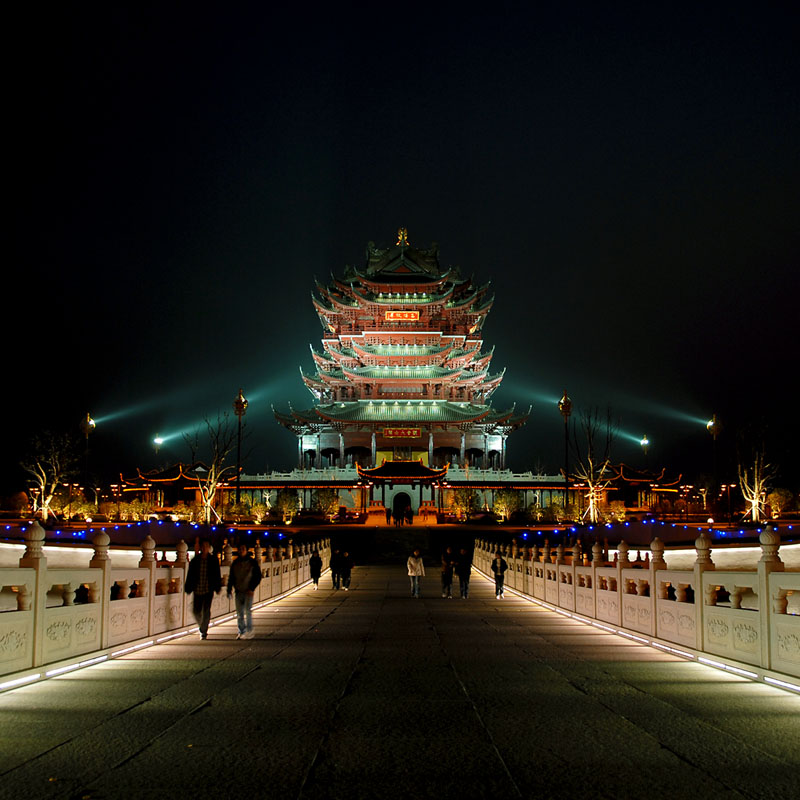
571 407 619 524
738 447 776 523
21 432 80 521
184 413 239 524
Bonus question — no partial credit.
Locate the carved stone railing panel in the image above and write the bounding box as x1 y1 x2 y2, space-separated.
768 571 800 676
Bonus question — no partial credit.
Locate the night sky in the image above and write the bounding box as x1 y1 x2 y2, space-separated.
6 4 799 491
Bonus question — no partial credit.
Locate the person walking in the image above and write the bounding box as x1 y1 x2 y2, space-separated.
331 548 341 589
340 551 354 591
441 546 455 598
407 548 425 597
491 551 508 599
455 548 472 599
227 543 262 639
184 538 222 639
309 549 323 590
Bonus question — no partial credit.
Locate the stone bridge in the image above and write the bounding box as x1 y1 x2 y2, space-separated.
0 528 798 799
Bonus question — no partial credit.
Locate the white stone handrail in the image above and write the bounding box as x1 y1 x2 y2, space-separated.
474 527 799 682
0 522 331 682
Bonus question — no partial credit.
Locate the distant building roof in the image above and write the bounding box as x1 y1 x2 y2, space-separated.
357 460 448 482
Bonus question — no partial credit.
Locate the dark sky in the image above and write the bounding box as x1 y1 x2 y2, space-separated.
6 4 799 491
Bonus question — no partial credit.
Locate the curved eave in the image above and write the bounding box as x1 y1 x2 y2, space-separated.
454 368 489 384
354 267 454 290
444 346 482 368
353 261 453 285
445 290 479 310
350 341 455 363
312 295 336 316
324 347 360 367
357 460 449 482
471 296 494 314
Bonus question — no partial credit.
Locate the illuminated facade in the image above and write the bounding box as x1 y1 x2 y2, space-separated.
276 230 528 469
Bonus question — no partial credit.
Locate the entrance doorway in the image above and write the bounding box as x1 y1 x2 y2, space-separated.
392 491 412 524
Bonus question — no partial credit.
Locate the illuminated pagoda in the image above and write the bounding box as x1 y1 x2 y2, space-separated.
275 229 528 470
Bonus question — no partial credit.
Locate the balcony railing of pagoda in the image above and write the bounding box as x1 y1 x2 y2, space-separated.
372 294 438 304
474 530 800 684
0 524 330 683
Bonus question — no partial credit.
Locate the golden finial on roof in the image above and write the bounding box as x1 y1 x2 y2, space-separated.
396 227 410 247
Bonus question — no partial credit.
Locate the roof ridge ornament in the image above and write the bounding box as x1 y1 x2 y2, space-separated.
396 227 410 248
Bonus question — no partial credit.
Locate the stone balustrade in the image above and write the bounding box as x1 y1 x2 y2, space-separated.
475 528 800 682
0 523 330 682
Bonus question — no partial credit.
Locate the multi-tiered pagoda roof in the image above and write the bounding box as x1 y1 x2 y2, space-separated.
276 230 528 469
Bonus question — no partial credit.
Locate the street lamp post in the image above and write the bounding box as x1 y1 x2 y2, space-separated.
80 412 95 485
557 391 572 513
640 435 650 469
706 413 722 492
233 388 248 505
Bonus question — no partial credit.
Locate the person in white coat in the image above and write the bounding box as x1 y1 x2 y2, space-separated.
407 548 425 598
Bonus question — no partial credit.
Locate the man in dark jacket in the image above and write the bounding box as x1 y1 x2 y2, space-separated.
227 543 262 639
339 551 354 591
309 550 323 590
491 552 508 599
455 548 472 599
185 538 222 639
441 546 456 598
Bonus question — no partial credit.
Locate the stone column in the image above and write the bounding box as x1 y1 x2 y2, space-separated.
693 532 715 651
139 535 157 635
89 531 113 651
174 540 189 626
758 524 784 668
18 521 47 667
588 540 603 618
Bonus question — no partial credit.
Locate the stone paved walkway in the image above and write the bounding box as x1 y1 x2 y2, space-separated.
1 566 798 800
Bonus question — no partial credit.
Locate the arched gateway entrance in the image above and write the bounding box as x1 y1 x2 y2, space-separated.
392 492 412 521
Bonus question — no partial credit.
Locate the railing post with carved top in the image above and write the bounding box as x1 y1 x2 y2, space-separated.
175 540 189 627
253 540 264 601
18 521 47 667
590 540 603 619
758 524 784 669
693 532 715 652
139 534 157 635
89 531 113 651
649 537 666 639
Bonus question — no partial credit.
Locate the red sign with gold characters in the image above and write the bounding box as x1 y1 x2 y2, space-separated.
385 310 420 321
383 427 421 438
